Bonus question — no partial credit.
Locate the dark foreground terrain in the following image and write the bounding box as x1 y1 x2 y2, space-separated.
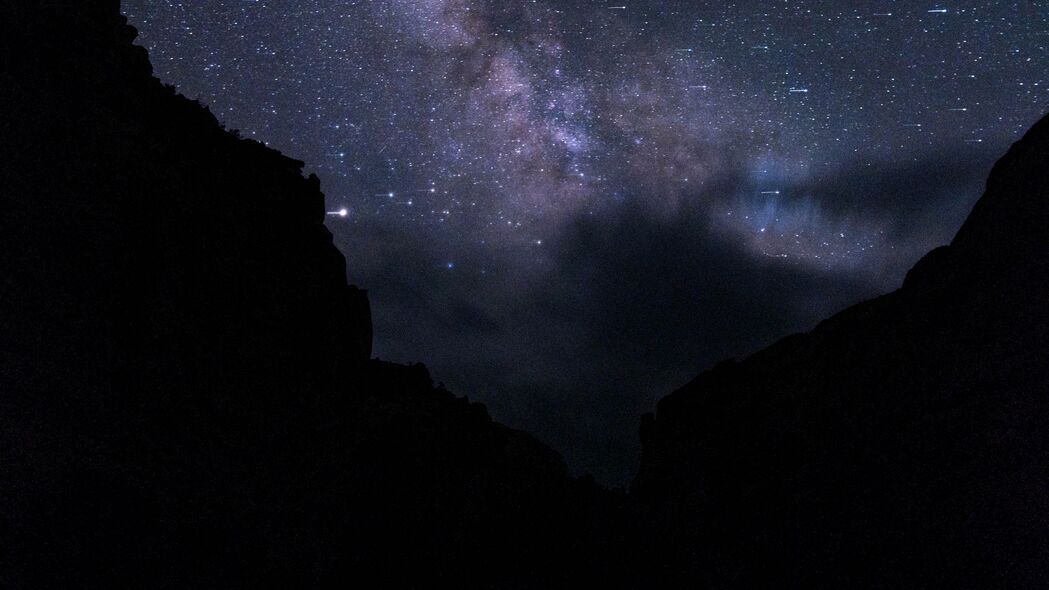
2 2 1048 587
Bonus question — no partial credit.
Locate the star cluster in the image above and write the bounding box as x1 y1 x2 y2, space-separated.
124 0 1049 483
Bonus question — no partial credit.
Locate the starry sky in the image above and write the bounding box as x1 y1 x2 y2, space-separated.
123 0 1048 485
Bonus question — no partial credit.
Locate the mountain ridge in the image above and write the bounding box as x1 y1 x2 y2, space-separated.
634 107 1049 586
1 3 621 587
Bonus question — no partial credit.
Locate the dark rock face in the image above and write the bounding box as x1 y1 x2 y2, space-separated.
0 3 620 587
634 114 1049 586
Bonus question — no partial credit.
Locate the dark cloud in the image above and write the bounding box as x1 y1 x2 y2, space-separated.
359 148 997 484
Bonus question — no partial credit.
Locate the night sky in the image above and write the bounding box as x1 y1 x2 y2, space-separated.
123 1 1048 485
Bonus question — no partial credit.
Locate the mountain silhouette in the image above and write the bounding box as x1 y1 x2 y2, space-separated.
3 1 1049 588
0 2 625 587
634 115 1049 586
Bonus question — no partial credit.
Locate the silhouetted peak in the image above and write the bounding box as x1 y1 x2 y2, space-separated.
954 113 1049 262
634 111 1049 587
898 113 1049 294
1 3 620 586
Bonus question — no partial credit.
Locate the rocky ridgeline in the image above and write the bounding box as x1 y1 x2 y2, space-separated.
0 2 623 587
634 113 1049 586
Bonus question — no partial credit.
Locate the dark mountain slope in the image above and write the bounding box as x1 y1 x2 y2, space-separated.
0 2 625 587
634 114 1049 586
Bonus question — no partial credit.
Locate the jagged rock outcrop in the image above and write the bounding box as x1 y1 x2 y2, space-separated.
634 115 1049 586
0 3 624 587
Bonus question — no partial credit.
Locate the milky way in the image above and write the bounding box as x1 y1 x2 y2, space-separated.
124 1 1049 484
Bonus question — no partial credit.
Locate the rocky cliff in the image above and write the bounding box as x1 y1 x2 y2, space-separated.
634 114 1049 586
0 2 620 587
